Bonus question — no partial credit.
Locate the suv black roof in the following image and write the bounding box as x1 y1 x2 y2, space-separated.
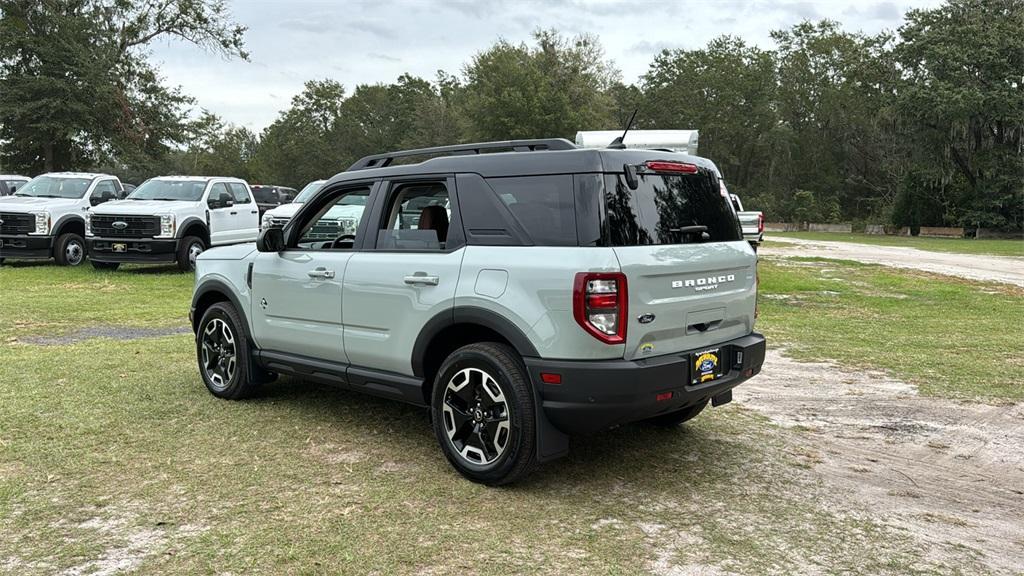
329 138 718 184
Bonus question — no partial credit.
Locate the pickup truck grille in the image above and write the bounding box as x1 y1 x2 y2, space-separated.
90 215 160 238
304 217 358 241
0 212 34 234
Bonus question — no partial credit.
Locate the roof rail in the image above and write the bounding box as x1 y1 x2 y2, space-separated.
347 138 577 171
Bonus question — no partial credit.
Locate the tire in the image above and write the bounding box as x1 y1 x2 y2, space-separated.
642 401 708 427
90 260 120 271
53 233 86 266
196 302 261 400
431 342 537 486
177 236 205 272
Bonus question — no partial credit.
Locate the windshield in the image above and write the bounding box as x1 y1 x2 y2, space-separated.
14 176 92 199
293 180 326 203
128 179 207 201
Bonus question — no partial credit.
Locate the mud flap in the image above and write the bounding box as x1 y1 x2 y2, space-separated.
532 384 569 463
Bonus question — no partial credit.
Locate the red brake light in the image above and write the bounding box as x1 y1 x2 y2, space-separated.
645 161 698 174
573 272 627 345
758 213 765 233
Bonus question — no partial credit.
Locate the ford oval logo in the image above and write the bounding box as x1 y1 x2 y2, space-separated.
112 221 128 229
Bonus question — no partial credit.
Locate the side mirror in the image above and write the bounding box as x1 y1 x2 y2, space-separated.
90 191 115 206
208 192 234 209
256 226 284 252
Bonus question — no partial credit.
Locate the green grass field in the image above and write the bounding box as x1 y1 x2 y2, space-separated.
757 257 1024 401
1 259 1017 574
769 231 1024 257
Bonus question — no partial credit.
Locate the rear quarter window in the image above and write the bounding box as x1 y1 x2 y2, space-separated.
603 171 741 246
486 175 576 246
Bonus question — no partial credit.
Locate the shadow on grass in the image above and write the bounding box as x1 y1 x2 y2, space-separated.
245 374 749 494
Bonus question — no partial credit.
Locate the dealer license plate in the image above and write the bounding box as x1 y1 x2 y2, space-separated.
691 348 723 385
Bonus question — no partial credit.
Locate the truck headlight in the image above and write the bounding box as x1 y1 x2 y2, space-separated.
158 214 175 238
260 213 273 230
85 212 93 236
29 211 50 235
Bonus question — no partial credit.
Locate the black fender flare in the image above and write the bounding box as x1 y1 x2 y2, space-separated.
191 278 250 338
411 306 540 378
176 217 209 241
51 214 86 236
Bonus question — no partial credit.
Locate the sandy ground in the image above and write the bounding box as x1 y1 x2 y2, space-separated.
737 350 1024 575
762 236 1024 286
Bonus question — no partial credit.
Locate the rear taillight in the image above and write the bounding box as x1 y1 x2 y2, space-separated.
644 161 699 174
573 272 627 344
758 213 764 234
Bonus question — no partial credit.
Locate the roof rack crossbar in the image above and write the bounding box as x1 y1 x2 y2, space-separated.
347 138 577 171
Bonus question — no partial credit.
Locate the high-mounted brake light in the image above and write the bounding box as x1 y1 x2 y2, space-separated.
573 272 627 344
645 161 699 174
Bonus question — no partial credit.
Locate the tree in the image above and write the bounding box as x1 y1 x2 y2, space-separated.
251 80 347 188
462 29 619 141
0 0 246 174
641 36 778 195
896 0 1024 229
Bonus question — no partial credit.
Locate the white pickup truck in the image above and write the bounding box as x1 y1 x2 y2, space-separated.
87 176 259 271
0 172 124 266
0 175 31 196
728 193 763 249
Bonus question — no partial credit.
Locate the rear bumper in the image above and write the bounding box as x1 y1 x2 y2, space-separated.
0 234 54 259
87 237 179 263
525 332 766 435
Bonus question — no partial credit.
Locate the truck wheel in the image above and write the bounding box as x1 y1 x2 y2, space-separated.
431 342 537 485
53 233 85 266
177 236 205 272
642 401 708 427
91 261 120 271
196 302 261 400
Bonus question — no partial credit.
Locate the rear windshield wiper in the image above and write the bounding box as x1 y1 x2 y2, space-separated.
670 225 708 235
670 225 710 243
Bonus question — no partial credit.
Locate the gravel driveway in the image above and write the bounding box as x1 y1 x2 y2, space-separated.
763 236 1024 286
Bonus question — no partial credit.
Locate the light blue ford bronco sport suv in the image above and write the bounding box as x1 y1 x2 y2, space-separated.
190 138 766 485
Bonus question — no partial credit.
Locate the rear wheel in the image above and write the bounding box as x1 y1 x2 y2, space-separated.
196 302 261 399
53 233 85 266
431 342 537 485
177 236 205 272
90 260 120 271
642 401 708 427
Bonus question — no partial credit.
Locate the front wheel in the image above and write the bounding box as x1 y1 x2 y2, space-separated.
196 302 261 399
177 236 205 272
53 233 85 266
431 342 537 485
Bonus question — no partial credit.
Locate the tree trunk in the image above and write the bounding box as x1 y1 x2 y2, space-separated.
44 141 54 172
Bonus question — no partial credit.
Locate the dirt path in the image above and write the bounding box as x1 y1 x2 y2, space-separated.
762 236 1024 286
737 350 1024 575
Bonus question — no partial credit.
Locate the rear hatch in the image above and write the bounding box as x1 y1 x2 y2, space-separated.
601 160 757 361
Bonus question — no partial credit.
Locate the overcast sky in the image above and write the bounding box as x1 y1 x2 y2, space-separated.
148 0 943 132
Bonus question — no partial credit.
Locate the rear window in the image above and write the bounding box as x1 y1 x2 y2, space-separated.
486 175 576 246
603 171 741 246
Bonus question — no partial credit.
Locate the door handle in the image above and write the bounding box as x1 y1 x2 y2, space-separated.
250 210 258 214
404 274 439 286
230 211 238 215
307 267 335 279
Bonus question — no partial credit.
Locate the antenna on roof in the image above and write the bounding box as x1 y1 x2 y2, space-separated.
607 109 638 150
